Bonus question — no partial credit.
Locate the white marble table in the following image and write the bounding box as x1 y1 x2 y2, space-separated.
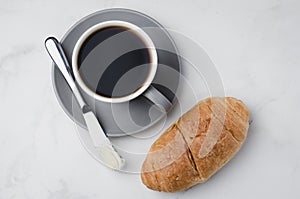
1 0 300 198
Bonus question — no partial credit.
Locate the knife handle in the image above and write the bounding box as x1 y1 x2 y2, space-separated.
45 37 86 109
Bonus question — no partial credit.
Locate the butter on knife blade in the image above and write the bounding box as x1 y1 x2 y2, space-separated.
83 109 125 170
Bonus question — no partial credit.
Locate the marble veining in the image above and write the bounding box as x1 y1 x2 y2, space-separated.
0 0 300 198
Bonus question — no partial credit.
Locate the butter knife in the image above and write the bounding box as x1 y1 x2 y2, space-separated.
45 37 124 170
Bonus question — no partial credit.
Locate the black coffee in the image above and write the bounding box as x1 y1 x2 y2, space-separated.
77 26 151 98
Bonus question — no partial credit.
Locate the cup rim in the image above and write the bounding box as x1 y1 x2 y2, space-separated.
71 20 158 103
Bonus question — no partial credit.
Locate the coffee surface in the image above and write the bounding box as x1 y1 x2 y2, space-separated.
78 26 151 98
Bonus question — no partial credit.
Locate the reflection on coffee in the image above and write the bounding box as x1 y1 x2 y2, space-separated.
78 26 151 98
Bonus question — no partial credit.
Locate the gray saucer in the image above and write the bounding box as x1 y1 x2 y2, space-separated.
51 8 181 137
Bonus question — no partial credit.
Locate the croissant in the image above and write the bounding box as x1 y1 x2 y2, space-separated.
141 97 250 192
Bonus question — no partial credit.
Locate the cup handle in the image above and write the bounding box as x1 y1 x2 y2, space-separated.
142 85 172 113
